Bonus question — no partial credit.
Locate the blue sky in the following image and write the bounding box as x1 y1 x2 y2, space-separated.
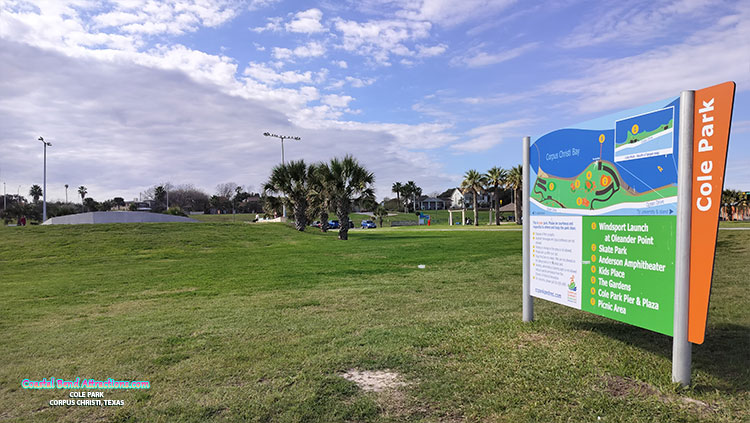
0 0 748 201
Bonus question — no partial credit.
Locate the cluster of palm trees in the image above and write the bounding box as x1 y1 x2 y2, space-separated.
28 184 88 207
263 155 375 240
721 189 749 221
390 181 422 213
461 165 523 226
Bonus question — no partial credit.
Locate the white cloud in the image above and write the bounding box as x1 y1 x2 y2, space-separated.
322 94 354 108
452 42 538 68
334 60 348 69
332 18 433 64
545 5 750 113
388 0 516 27
272 41 326 61
0 39 456 201
248 0 281 12
285 8 326 34
292 41 326 58
243 62 313 85
251 16 282 33
416 43 447 58
92 0 240 35
561 0 715 48
450 119 533 152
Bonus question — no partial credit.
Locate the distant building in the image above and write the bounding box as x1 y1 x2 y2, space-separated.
420 197 446 210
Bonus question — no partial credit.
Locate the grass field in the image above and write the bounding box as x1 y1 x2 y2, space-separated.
0 222 748 422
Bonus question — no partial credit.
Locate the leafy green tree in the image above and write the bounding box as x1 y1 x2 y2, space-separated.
507 165 523 224
263 160 312 231
153 186 167 213
29 185 43 203
461 170 486 226
323 155 375 240
113 197 125 207
721 189 749 220
485 166 508 225
83 197 99 212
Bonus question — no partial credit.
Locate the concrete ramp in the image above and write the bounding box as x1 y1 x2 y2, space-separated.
42 211 198 225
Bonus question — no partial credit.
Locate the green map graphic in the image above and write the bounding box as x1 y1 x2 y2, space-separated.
621 118 673 145
531 160 677 211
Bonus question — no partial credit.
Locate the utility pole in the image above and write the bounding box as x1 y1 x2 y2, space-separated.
263 132 301 218
39 136 52 221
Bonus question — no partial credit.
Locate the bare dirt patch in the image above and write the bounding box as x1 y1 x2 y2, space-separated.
602 375 713 416
341 369 407 392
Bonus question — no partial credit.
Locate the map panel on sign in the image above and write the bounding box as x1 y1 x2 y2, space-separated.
614 107 675 162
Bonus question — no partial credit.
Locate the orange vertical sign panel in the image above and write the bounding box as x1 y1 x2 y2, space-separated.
688 81 736 344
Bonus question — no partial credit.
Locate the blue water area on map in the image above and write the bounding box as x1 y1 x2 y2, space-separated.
529 98 680 194
615 130 673 158
615 106 674 145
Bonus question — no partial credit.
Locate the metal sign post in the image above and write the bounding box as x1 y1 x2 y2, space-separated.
672 90 694 386
522 136 533 322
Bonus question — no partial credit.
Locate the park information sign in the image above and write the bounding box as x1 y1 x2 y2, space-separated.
523 82 735 352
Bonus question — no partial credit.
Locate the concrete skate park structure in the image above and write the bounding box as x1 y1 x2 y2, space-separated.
42 211 198 225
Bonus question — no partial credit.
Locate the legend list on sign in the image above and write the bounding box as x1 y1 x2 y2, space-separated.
530 216 582 310
581 215 676 335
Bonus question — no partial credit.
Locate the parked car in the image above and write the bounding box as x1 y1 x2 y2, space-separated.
310 221 321 228
328 220 340 229
361 220 376 229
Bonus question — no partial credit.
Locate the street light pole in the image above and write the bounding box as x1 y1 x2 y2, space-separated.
38 136 52 222
263 132 301 218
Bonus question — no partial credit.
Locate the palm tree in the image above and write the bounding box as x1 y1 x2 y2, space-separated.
78 186 87 211
404 181 419 212
29 184 43 202
461 170 485 226
64 184 69 203
485 167 508 225
391 182 403 212
374 204 388 228
325 155 375 240
263 160 311 231
722 189 749 221
506 165 523 224
308 163 334 232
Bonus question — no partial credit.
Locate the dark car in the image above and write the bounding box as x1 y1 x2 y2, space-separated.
361 220 376 229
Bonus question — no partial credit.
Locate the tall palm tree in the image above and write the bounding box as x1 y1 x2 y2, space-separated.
461 170 486 226
29 184 42 202
485 166 507 225
374 204 388 228
308 163 334 232
506 165 523 224
325 155 375 240
78 186 87 211
404 181 418 212
262 160 311 231
64 184 69 203
391 182 403 212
